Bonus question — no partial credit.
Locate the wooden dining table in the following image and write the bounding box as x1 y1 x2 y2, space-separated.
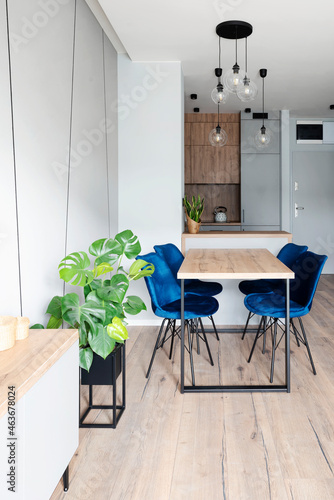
177 248 295 394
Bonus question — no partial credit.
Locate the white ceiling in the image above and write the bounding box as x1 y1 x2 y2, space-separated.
98 0 334 117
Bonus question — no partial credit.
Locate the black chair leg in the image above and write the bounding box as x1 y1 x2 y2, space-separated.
169 320 176 360
298 317 317 375
248 316 264 363
270 319 278 383
187 320 195 385
242 311 253 340
262 316 267 354
199 318 214 366
195 319 201 355
146 319 167 378
209 316 220 341
290 318 300 347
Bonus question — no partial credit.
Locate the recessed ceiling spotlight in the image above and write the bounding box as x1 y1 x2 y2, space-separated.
190 94 197 100
245 108 251 113
330 104 334 110
194 108 200 113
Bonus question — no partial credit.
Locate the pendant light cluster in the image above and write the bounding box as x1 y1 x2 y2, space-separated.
209 21 270 149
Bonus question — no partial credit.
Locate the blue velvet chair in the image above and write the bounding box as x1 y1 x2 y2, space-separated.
154 243 222 340
244 250 327 382
137 252 219 382
239 243 308 345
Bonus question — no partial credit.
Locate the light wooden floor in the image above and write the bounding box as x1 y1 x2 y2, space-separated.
51 276 334 500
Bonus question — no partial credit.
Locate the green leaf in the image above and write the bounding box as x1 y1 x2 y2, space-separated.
30 323 44 329
123 295 147 315
97 274 129 304
129 259 155 281
79 324 88 347
88 324 116 359
46 315 62 329
58 252 94 287
83 278 102 299
86 290 124 324
89 238 122 266
107 317 128 343
93 262 114 278
115 230 141 259
61 293 105 332
80 347 94 372
46 296 62 319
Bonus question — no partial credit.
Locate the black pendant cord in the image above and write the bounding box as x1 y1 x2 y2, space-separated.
102 31 111 239
218 36 221 82
235 27 238 64
5 0 23 316
262 77 265 128
245 37 248 75
217 104 220 128
63 0 77 298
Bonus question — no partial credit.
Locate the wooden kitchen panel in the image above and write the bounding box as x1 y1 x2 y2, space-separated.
185 183 240 223
189 146 240 183
184 146 191 182
185 113 240 123
191 122 240 146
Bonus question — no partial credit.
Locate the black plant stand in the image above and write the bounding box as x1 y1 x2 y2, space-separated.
79 343 126 429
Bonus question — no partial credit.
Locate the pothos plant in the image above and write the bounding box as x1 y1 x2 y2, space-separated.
34 230 154 372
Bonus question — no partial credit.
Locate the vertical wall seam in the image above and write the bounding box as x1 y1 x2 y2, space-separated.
5 0 23 316
102 31 111 239
63 0 77 297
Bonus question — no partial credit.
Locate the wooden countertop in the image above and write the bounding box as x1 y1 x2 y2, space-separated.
177 248 295 280
182 231 292 239
0 329 78 418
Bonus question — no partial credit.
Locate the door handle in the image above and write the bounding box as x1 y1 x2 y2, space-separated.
294 203 304 218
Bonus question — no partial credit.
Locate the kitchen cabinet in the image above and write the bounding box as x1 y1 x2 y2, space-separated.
240 113 281 228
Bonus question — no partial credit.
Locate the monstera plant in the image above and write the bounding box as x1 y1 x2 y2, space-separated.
35 230 154 372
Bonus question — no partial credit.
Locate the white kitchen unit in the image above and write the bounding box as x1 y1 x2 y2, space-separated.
181 231 292 325
0 329 78 500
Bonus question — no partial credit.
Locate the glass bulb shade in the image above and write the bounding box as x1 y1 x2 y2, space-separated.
254 126 272 149
223 67 245 94
237 77 258 102
211 83 229 104
209 126 228 147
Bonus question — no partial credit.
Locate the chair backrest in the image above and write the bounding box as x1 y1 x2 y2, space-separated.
277 243 308 269
290 251 327 310
154 243 183 279
137 252 180 310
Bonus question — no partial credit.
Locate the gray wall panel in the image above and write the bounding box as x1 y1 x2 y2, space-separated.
0 0 21 315
104 32 118 237
66 0 109 257
8 0 75 322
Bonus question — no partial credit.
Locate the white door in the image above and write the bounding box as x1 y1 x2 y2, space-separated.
292 151 334 273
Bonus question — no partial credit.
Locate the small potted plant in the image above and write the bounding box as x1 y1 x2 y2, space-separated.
183 194 204 233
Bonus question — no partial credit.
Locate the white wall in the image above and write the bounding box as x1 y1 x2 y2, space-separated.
118 55 184 324
0 0 118 323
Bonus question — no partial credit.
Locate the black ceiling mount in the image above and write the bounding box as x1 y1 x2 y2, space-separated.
259 68 267 78
330 104 334 110
214 68 222 78
194 108 200 113
216 20 253 39
190 94 197 100
245 108 251 113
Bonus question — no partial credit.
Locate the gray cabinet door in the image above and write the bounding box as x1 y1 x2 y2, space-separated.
241 154 280 226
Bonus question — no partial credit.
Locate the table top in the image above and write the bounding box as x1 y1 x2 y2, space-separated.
0 329 78 419
177 248 295 280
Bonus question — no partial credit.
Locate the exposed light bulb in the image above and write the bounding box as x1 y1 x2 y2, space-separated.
211 83 229 104
254 125 272 149
209 125 228 147
237 76 258 102
223 65 245 94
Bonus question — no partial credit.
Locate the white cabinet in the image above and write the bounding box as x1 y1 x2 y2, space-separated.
0 330 78 500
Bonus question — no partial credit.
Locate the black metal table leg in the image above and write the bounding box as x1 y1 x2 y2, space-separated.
286 278 291 393
181 279 185 393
